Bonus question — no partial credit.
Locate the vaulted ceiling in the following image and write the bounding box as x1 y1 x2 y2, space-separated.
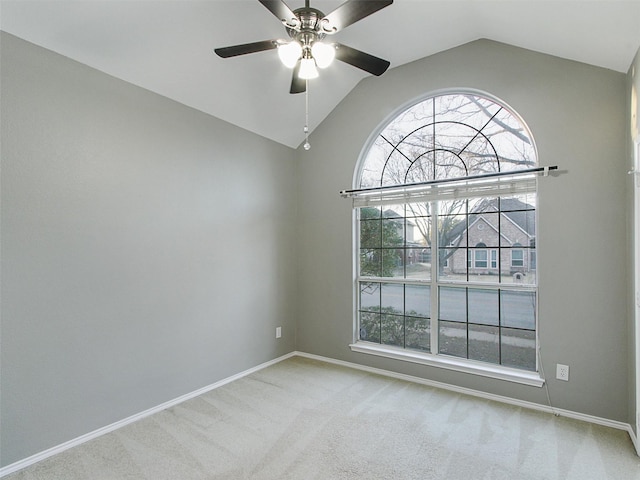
2 0 640 148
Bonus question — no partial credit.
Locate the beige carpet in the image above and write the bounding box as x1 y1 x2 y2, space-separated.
5 356 640 479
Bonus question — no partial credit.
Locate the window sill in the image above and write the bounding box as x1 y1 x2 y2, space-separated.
349 342 545 387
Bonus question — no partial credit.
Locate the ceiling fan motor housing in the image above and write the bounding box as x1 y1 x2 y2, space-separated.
286 7 330 50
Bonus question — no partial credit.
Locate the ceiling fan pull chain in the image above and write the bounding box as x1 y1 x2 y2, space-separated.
303 79 311 150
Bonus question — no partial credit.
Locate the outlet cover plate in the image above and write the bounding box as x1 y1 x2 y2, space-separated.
556 364 569 381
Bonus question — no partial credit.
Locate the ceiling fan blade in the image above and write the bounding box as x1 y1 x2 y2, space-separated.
258 0 297 25
290 61 306 94
334 43 390 76
322 0 393 33
214 40 278 58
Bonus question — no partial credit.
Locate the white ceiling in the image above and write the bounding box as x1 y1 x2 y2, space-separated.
2 0 640 149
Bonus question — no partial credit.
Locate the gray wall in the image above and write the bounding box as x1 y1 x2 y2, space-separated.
0 33 297 466
1 33 635 469
297 40 630 423
628 46 640 436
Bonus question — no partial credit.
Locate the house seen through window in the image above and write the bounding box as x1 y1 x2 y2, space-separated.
353 92 539 373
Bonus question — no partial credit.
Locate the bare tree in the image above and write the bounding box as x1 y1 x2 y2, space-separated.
360 94 535 271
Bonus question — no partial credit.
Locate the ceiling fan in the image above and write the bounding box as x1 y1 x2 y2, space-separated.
214 0 393 94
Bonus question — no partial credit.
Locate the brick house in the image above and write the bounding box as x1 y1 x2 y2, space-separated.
444 198 536 280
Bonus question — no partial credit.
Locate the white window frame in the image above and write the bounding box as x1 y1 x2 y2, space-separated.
511 244 524 267
473 244 488 268
352 198 542 387
347 90 544 387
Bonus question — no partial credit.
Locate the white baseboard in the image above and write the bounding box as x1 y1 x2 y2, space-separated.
629 425 639 455
2 348 637 477
0 352 297 478
294 351 639 454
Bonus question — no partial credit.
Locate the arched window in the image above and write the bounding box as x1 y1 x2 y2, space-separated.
350 91 540 382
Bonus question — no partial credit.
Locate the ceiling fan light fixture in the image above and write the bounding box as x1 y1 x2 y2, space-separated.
311 41 335 68
215 0 394 94
277 41 302 68
299 57 319 79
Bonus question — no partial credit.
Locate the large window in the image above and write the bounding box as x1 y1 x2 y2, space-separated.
350 92 540 381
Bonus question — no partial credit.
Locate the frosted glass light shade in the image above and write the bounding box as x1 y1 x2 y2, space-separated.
278 41 302 68
311 42 335 68
299 57 319 79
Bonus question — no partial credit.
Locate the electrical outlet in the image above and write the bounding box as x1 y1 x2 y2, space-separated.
556 364 569 381
275 327 282 339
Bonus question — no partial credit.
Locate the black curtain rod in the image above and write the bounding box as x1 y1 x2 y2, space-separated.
340 166 558 196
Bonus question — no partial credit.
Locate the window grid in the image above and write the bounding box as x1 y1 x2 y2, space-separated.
358 199 536 371
355 92 538 373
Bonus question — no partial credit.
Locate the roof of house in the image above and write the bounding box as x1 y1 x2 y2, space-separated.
449 198 536 240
